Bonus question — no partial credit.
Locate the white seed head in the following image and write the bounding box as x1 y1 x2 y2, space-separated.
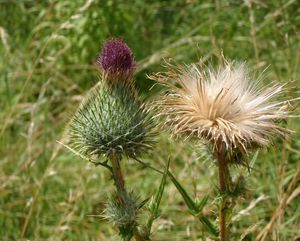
151 60 291 155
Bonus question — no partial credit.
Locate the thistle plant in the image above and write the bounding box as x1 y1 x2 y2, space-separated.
67 38 156 241
150 59 297 241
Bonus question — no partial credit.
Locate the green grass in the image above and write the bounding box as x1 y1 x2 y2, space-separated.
1 0 300 240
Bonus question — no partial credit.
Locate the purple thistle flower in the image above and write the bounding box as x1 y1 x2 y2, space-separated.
97 38 135 76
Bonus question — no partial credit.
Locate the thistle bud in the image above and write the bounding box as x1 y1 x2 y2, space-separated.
69 81 155 160
69 39 155 160
104 191 140 232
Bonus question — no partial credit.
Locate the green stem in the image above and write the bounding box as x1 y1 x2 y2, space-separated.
217 147 228 241
110 151 126 195
110 152 135 241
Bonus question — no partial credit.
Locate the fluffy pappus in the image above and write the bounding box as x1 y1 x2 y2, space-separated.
151 60 293 158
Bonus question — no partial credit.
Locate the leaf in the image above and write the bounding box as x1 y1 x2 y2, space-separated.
152 158 170 216
139 197 151 209
168 171 218 237
147 159 170 235
167 171 197 211
195 195 209 212
198 216 218 237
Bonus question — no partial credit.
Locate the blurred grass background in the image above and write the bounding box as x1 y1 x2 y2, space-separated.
0 0 300 240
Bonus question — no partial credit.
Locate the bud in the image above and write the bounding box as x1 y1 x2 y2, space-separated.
68 81 155 160
105 191 139 228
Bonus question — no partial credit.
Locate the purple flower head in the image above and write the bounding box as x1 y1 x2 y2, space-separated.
97 38 135 75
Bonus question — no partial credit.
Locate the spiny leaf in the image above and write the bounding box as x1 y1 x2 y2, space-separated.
167 171 197 211
167 171 218 237
138 197 150 209
151 158 170 217
198 216 218 237
147 158 170 235
195 195 209 212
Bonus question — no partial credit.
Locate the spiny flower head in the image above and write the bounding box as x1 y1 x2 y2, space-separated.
96 38 135 80
151 60 292 156
68 81 155 160
69 38 155 160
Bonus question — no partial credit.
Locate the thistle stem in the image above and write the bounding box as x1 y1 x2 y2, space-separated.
217 147 228 241
110 151 126 195
110 152 134 241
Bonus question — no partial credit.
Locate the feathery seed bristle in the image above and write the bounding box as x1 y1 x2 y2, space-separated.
151 61 292 156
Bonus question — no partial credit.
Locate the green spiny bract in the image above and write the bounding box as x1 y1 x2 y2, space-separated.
105 191 140 227
69 78 155 160
104 190 145 240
